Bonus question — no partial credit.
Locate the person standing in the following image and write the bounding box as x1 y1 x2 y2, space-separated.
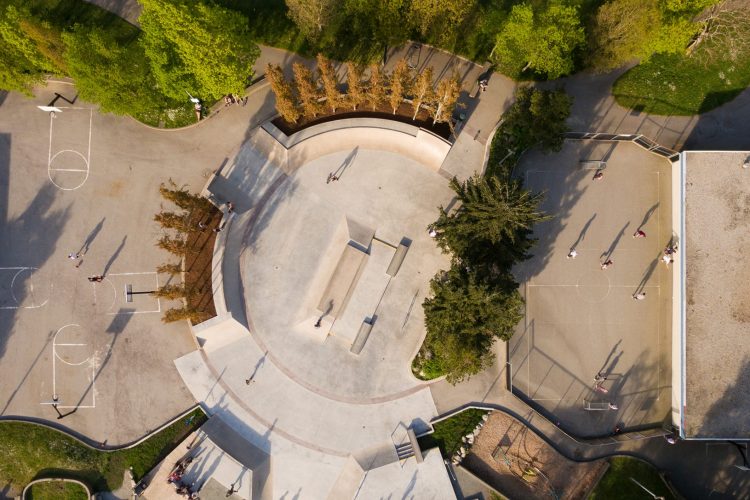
633 230 646 238
567 249 578 259
633 292 647 300
601 259 613 269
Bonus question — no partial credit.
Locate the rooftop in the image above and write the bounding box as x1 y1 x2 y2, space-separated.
683 151 750 438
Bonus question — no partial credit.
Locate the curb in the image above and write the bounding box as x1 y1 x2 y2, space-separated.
21 478 92 500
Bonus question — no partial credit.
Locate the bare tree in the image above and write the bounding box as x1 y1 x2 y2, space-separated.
157 234 190 256
162 305 205 323
154 211 194 233
432 74 461 127
157 262 182 275
687 0 750 62
285 0 337 38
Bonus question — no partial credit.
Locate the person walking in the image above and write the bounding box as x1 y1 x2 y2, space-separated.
68 252 81 268
87 275 104 282
633 292 647 300
593 171 604 181
601 259 613 270
608 402 619 410
633 230 646 238
567 249 578 259
662 254 673 267
226 202 234 213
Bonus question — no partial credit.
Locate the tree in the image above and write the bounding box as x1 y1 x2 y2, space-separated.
157 262 182 275
152 283 188 300
154 211 194 232
431 175 549 268
0 5 51 94
317 53 341 113
411 67 434 120
343 0 410 53
157 234 189 256
266 63 300 123
159 180 213 212
139 0 260 101
488 87 572 177
20 18 66 74
285 0 337 38
292 62 323 118
62 26 172 118
432 74 461 126
345 62 365 110
491 3 585 79
388 59 410 114
367 64 386 111
408 0 477 45
163 305 205 323
588 0 660 72
422 265 524 383
688 0 750 61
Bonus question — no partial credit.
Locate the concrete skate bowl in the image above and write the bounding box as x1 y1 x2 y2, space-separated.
234 118 455 400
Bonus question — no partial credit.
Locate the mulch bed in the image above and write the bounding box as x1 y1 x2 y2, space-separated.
272 101 453 140
462 412 607 500
184 206 223 323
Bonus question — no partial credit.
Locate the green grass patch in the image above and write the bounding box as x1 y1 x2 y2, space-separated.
589 457 675 500
418 409 488 458
0 408 206 497
613 49 750 115
26 480 88 500
411 353 445 381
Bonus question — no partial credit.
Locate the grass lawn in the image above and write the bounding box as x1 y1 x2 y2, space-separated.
418 409 488 458
26 480 88 500
613 48 750 115
589 456 676 500
0 408 206 497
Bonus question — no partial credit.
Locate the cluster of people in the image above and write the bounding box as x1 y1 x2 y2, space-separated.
224 94 244 106
167 457 199 498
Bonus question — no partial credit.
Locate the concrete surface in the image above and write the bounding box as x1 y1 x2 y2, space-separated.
509 141 674 437
683 151 750 438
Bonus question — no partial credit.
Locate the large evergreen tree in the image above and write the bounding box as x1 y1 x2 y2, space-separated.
139 0 259 101
423 265 524 383
431 175 549 269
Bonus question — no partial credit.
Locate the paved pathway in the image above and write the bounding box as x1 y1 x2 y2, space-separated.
11 3 750 498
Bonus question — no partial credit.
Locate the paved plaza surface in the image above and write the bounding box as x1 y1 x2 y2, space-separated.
0 80 276 443
510 141 674 437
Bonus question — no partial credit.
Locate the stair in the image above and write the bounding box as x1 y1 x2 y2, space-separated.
395 442 414 461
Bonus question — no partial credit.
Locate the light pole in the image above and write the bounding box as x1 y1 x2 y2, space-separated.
629 477 664 500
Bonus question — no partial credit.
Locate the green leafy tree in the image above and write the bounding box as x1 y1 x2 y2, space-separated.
488 87 571 177
492 3 585 79
423 265 524 383
343 0 410 53
317 53 341 113
0 5 51 94
285 0 337 38
346 62 365 110
589 0 661 72
408 0 477 44
139 0 259 101
154 211 194 233
367 64 386 110
431 175 549 268
292 62 323 118
388 59 410 114
411 67 434 120
62 26 171 117
20 18 66 74
266 63 300 123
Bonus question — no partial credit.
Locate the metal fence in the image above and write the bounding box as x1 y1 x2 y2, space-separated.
565 132 680 163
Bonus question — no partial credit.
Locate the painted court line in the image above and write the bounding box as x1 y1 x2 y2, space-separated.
105 271 161 315
46 324 96 409
47 109 92 191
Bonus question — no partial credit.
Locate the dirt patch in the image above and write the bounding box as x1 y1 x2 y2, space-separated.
184 207 222 322
462 412 607 500
272 101 453 140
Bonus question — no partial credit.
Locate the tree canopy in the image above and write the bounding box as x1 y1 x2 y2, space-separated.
0 5 51 94
139 0 259 101
492 3 585 79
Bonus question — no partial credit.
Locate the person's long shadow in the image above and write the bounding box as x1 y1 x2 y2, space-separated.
569 213 597 250
103 236 127 276
78 217 105 255
636 203 659 232
601 221 630 261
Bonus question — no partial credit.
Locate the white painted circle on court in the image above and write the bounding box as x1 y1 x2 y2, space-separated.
48 149 89 191
576 270 611 302
10 267 50 309
53 323 91 366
